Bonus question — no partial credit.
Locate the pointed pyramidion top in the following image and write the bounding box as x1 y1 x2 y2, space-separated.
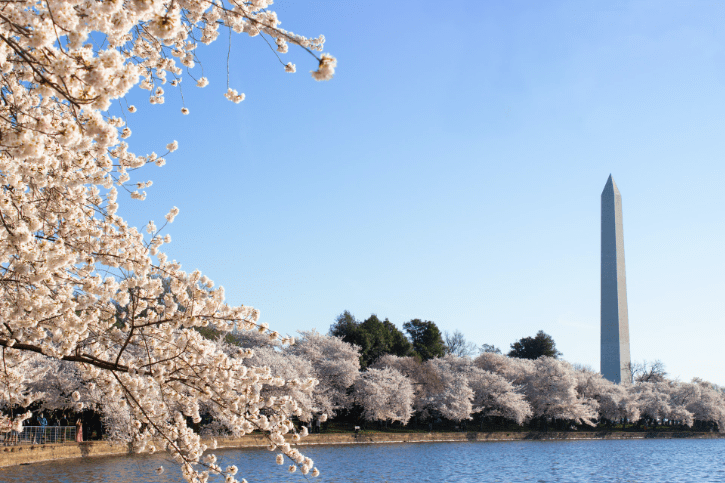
602 174 620 196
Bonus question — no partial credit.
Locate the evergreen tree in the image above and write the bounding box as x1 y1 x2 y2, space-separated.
403 319 446 361
508 330 562 360
330 311 412 368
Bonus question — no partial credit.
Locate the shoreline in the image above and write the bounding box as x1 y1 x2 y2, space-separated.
2 430 723 468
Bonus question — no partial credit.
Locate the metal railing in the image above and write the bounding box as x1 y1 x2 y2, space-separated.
1 426 77 445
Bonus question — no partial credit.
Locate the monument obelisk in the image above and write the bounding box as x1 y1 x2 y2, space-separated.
601 175 632 384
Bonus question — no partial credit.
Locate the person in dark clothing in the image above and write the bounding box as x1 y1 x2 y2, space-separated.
37 413 48 443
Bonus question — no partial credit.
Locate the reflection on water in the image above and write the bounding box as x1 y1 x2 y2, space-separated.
2 438 724 483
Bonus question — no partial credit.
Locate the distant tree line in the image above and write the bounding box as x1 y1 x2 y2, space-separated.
330 310 562 368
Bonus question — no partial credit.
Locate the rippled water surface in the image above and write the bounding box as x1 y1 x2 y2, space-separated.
2 438 725 482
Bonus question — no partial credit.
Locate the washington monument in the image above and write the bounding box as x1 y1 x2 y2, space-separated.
601 175 632 384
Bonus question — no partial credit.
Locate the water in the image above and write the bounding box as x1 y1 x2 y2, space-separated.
2 438 724 483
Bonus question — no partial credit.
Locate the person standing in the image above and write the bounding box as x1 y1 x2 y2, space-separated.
52 419 60 443
37 413 47 443
75 419 83 443
60 414 68 442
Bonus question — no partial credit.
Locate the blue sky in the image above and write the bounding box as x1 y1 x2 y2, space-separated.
116 0 725 385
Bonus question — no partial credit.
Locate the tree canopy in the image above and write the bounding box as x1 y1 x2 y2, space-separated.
508 330 562 360
330 312 448 365
444 330 479 357
480 343 502 354
630 360 668 383
403 319 446 361
330 312 413 368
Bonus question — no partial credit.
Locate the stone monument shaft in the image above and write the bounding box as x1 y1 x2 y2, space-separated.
601 175 632 384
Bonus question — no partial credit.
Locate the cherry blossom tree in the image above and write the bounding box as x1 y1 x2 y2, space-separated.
0 1 335 481
424 356 474 422
686 379 725 431
239 346 317 425
431 354 532 426
0 351 45 431
629 382 676 426
372 353 531 427
475 353 597 427
468 368 532 426
285 330 361 421
572 366 630 423
371 354 444 420
474 351 535 386
521 357 598 426
353 367 414 425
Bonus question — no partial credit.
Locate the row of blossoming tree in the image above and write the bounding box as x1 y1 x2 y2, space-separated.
0 0 337 481
164 328 725 433
236 330 725 433
15 326 725 442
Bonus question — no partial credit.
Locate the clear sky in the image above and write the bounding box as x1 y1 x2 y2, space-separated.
115 0 725 385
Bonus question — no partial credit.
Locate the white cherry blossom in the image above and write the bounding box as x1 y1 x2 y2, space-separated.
0 1 333 481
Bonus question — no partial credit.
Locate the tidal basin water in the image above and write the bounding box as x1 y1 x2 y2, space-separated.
2 438 725 483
